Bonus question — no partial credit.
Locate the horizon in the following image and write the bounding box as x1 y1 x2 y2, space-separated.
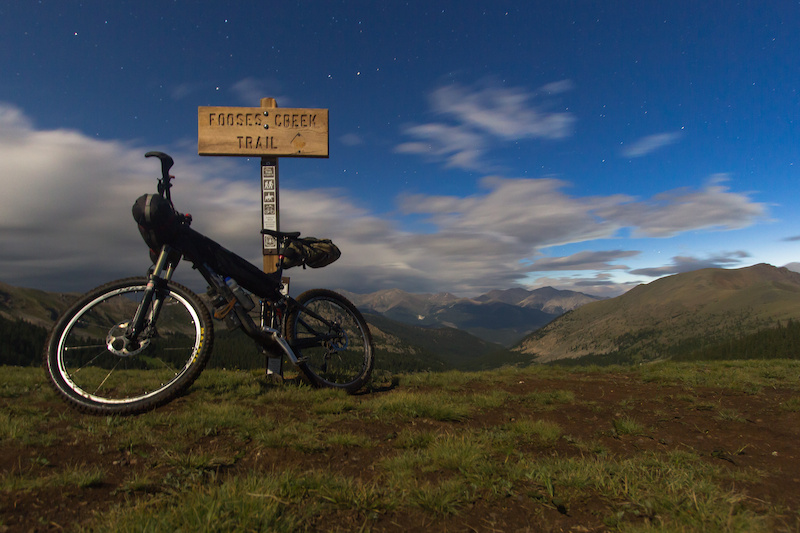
2 2 799 298
5 261 797 302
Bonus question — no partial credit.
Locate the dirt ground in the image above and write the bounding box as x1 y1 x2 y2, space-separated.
2 369 799 532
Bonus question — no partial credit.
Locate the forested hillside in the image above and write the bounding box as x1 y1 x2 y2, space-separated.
674 318 800 362
0 314 48 366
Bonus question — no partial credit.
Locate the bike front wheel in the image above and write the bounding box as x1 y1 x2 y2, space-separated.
286 289 374 393
44 277 214 415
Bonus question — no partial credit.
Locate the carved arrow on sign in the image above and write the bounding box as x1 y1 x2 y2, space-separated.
291 133 307 151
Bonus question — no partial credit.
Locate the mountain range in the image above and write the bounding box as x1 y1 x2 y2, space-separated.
0 281 602 371
339 286 602 346
514 263 800 364
5 263 800 370
0 281 76 328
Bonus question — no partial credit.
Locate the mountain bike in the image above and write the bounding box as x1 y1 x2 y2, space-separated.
44 151 374 415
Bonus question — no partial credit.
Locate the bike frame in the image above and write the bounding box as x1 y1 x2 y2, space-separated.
147 242 303 366
125 151 348 372
127 233 348 373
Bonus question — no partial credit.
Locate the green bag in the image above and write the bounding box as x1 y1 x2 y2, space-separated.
281 237 341 269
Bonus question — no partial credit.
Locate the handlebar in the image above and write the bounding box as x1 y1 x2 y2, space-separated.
144 151 191 225
145 151 175 202
145 151 174 181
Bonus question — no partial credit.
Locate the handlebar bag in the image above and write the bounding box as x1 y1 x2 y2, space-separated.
282 237 341 269
132 194 179 252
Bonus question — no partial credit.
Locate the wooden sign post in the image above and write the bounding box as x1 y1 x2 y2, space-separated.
258 98 281 274
198 98 329 376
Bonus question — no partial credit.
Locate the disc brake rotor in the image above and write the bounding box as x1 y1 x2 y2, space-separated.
106 322 151 357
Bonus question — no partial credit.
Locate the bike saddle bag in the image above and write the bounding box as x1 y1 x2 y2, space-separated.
281 237 341 269
132 194 180 254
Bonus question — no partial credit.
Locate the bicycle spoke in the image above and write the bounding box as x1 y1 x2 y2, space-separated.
93 359 121 395
67 346 110 374
64 343 106 350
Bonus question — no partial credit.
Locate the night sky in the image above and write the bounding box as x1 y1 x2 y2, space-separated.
1 1 798 297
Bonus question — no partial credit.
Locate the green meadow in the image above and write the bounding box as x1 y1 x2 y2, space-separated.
2 360 800 531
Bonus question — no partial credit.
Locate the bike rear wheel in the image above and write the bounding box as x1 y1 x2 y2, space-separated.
286 289 374 392
44 277 214 415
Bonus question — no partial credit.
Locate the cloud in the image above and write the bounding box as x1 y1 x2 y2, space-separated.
170 77 287 104
230 77 287 106
622 131 682 158
170 82 203 101
340 133 364 146
629 251 751 277
395 123 486 170
0 104 770 297
538 80 575 95
429 82 575 140
784 262 800 273
400 177 621 249
400 175 766 248
597 175 766 238
527 272 640 298
1 102 505 295
396 80 575 171
527 250 641 271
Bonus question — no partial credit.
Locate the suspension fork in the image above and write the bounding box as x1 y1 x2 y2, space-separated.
126 246 180 341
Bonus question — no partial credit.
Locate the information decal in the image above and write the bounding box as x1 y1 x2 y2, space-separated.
261 161 279 253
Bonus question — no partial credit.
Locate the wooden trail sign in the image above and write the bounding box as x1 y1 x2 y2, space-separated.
196 98 329 271
198 106 329 157
197 98 329 377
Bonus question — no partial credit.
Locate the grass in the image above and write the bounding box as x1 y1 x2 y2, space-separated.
1 462 105 491
370 390 472 421
638 359 800 392
2 360 799 531
778 394 800 412
526 450 770 528
503 418 564 445
521 388 577 407
612 416 647 436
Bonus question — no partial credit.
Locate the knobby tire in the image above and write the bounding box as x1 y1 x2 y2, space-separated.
43 277 214 415
286 289 374 393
